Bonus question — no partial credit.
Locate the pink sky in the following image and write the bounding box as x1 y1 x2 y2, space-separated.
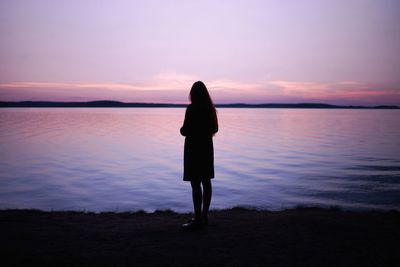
1 0 399 105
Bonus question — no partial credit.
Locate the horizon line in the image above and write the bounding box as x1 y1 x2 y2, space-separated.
0 100 398 109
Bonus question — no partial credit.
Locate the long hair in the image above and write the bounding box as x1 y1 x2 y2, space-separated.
189 81 218 134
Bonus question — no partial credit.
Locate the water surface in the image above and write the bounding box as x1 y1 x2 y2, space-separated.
0 108 399 212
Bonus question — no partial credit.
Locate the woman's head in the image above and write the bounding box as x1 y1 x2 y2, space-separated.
189 81 218 134
190 81 213 107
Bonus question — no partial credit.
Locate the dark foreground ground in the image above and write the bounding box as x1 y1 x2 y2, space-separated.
1 207 399 267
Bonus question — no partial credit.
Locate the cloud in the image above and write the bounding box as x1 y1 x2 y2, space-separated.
0 71 199 92
266 80 400 104
269 81 330 93
0 72 399 105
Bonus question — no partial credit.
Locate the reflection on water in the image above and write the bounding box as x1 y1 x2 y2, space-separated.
0 108 399 212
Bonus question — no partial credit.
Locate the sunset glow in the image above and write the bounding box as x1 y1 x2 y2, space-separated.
1 0 399 105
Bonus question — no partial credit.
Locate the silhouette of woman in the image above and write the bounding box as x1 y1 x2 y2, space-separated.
180 81 218 229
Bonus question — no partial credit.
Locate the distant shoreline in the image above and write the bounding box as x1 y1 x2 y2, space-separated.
0 100 398 109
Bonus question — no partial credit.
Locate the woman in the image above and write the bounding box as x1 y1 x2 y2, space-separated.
180 81 218 229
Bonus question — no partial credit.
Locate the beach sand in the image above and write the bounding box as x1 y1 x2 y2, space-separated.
1 207 399 266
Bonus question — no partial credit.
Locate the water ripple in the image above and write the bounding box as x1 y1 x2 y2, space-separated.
1 108 399 211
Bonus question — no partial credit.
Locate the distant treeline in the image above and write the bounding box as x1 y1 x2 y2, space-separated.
0 100 398 109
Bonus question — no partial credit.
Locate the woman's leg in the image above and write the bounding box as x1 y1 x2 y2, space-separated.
201 179 212 223
190 180 202 222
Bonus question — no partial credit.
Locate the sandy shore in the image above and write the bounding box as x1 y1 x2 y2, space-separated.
1 207 399 267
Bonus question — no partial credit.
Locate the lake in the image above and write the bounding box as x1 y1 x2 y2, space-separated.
0 108 399 212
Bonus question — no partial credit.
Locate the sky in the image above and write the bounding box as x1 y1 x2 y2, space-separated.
0 0 399 105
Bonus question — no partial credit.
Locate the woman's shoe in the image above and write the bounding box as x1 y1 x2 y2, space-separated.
181 219 203 230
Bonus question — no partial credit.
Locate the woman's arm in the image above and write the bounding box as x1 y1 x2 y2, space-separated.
180 106 192 136
213 115 218 135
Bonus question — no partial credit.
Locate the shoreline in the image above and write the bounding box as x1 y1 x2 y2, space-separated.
1 204 399 214
1 207 399 266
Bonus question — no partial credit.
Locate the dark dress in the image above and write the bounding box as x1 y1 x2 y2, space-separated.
180 104 218 181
